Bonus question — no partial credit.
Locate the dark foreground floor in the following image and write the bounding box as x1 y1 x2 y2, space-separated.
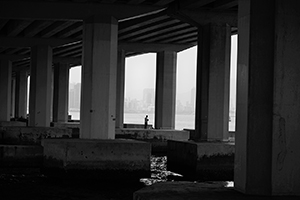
0 172 145 200
0 156 169 200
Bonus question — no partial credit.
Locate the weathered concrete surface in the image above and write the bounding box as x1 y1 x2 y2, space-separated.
0 121 26 127
29 45 52 127
185 129 235 141
0 145 43 167
116 128 189 155
271 0 300 196
80 16 117 139
42 138 151 180
133 181 298 200
155 51 177 129
123 123 153 129
0 127 72 145
0 60 12 121
51 122 80 129
51 122 80 138
168 140 234 181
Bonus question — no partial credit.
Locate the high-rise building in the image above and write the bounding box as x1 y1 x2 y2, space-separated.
143 88 154 106
68 82 81 110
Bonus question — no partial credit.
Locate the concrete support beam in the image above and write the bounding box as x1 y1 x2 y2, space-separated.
207 23 231 141
15 70 28 119
0 1 160 21
234 0 274 195
168 140 234 181
42 139 151 180
155 51 177 129
119 42 194 53
10 77 16 119
194 27 209 141
0 60 12 121
194 23 231 141
50 68 54 122
116 50 126 129
80 15 118 139
0 37 78 48
29 45 52 127
166 3 237 27
52 63 69 123
272 0 300 195
234 0 300 196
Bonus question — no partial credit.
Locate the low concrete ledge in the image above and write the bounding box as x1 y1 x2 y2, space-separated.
42 138 151 181
133 182 233 200
123 123 153 129
0 121 26 127
116 129 189 155
0 145 43 168
133 181 299 200
51 122 80 138
51 122 80 129
0 127 72 145
167 140 235 181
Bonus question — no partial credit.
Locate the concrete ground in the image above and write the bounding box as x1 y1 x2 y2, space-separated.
134 181 299 200
0 171 145 200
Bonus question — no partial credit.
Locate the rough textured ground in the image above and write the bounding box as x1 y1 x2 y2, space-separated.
0 172 145 200
0 156 172 200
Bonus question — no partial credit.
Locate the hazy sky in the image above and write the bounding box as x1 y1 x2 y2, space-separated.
125 46 197 101
69 65 81 84
69 46 198 101
230 35 237 110
125 53 157 100
69 35 237 106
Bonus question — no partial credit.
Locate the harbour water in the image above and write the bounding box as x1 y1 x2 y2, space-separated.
69 111 236 131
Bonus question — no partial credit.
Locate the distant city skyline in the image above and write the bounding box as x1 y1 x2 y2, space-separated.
68 35 237 113
68 45 198 102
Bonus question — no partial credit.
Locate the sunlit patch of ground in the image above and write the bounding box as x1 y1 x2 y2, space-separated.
140 156 183 186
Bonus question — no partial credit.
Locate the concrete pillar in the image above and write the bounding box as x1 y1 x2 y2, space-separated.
0 59 12 121
234 0 274 195
52 63 69 123
155 51 177 129
194 27 209 141
80 15 118 139
194 23 231 141
207 24 231 141
272 0 300 195
11 77 16 119
29 45 52 127
115 50 126 129
15 70 28 118
50 68 54 122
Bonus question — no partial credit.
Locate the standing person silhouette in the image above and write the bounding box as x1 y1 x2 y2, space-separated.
144 115 149 129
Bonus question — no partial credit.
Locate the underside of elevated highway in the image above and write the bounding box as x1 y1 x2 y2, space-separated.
0 0 300 199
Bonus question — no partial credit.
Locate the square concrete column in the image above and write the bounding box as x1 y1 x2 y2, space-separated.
0 59 12 121
207 24 231 141
116 49 126 129
234 0 274 195
271 0 300 195
29 45 53 127
272 0 300 195
11 77 16 119
194 23 231 141
194 27 209 141
80 15 118 139
52 63 69 123
155 51 177 129
15 70 28 119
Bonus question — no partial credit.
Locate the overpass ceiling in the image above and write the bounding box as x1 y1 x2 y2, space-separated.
0 0 238 69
